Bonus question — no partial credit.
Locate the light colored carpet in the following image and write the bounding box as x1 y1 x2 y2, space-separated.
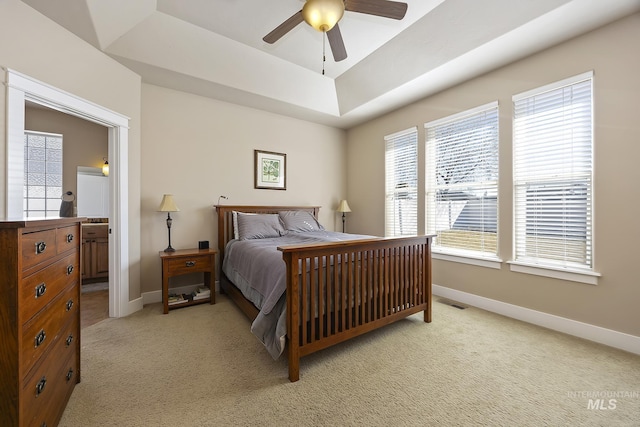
60 295 639 426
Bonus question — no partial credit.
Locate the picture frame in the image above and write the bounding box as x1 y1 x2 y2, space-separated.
254 150 286 190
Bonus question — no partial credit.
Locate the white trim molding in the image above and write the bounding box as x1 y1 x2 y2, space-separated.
5 68 135 318
433 284 640 356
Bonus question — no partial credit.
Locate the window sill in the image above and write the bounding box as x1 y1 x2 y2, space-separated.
508 261 600 285
433 251 502 269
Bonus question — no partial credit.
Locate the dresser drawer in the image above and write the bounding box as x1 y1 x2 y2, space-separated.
22 341 78 427
20 251 79 323
166 254 212 275
22 228 58 270
56 224 80 255
21 284 79 377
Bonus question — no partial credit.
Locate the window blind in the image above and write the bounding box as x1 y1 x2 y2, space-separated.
513 72 593 269
385 128 418 237
425 102 499 256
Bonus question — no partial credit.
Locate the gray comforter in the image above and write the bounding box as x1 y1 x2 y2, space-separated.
222 230 372 359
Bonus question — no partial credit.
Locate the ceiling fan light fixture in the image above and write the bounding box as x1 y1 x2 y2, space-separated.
302 0 345 32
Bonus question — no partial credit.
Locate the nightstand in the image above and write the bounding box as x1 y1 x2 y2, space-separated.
159 248 217 314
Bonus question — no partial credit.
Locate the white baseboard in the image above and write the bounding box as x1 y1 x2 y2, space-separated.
432 284 640 355
126 297 143 316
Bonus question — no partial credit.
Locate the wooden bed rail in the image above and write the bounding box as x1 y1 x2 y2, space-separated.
279 235 433 381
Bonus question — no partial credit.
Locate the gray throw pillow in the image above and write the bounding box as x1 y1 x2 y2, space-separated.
236 213 285 240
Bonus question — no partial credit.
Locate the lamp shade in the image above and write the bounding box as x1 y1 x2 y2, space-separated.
337 199 351 213
158 194 180 212
302 0 345 32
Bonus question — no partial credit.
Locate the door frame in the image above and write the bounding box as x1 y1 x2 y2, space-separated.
5 68 132 318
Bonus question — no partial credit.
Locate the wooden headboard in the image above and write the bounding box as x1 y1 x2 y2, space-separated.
214 205 320 259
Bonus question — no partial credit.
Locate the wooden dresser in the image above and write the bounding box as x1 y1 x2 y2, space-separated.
0 217 83 427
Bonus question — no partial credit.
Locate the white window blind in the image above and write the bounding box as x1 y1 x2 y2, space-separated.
425 102 499 256
385 128 418 237
513 72 593 270
24 131 63 218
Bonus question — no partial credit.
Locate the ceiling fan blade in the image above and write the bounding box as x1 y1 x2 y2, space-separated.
263 10 304 44
345 0 408 20
327 23 347 62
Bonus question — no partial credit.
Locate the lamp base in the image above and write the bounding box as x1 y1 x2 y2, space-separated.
163 246 175 253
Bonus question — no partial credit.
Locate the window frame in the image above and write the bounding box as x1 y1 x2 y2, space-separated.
424 101 501 265
23 130 64 218
510 71 600 284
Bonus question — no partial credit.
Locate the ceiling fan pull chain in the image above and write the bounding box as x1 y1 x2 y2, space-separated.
322 30 326 75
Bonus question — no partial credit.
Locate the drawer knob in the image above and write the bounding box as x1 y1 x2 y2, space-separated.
66 368 74 382
36 376 47 396
35 329 46 348
66 334 74 346
66 299 74 311
35 241 47 254
66 233 74 243
66 265 74 275
186 261 196 267
35 283 47 298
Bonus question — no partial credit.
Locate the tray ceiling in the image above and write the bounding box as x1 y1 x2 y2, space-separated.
21 0 640 128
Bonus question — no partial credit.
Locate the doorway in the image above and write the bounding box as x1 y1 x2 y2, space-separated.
6 69 134 318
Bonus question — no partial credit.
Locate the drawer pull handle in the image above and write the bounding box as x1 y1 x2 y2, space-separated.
35 241 47 254
66 368 74 382
185 261 196 267
35 283 47 298
67 265 74 275
41 423 47 427
66 334 74 346
36 377 47 396
35 329 46 348
66 299 74 311
66 233 74 243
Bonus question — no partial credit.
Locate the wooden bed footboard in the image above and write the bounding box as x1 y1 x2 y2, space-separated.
279 236 432 381
214 205 433 382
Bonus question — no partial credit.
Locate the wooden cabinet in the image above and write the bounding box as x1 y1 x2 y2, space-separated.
0 217 83 427
81 224 109 282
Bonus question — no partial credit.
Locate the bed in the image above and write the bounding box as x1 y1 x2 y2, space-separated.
215 205 433 381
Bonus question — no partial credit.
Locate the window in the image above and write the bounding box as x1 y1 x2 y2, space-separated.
513 72 593 271
24 131 63 218
385 128 418 237
425 102 499 257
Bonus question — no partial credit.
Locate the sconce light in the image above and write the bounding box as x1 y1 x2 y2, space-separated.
102 157 109 176
337 199 351 233
158 194 180 252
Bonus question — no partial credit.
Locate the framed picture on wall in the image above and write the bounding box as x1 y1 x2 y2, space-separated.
254 150 286 190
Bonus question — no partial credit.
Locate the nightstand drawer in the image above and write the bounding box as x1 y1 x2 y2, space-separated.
166 254 212 275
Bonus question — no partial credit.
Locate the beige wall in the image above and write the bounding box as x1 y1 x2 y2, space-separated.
346 13 640 337
140 84 347 294
25 106 109 207
0 0 142 300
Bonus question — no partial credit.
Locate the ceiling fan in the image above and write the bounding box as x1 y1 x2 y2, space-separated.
263 0 408 63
